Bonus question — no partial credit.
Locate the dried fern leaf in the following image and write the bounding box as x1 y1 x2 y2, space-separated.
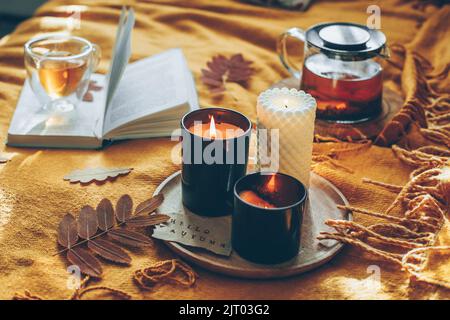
57 213 78 248
126 214 170 228
116 194 133 222
77 205 98 239
134 194 164 216
97 199 115 231
108 228 152 247
56 193 166 276
67 247 102 278
88 238 131 265
64 167 132 184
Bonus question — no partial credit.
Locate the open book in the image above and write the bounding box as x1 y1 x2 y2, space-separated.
7 8 198 149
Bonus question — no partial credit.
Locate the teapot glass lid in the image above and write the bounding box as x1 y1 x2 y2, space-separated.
306 22 387 60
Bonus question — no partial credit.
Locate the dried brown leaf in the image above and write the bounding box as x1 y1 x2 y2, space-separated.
57 193 166 277
208 62 227 74
63 167 132 184
116 194 133 222
210 86 226 94
82 81 103 102
134 194 164 216
201 53 254 93
201 69 222 81
200 76 223 87
126 214 170 228
97 198 115 231
88 238 131 264
77 205 98 239
82 91 93 102
232 54 251 64
108 228 152 247
57 213 78 248
67 247 103 278
88 81 103 91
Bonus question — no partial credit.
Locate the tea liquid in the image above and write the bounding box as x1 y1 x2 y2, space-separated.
37 53 87 98
301 54 383 122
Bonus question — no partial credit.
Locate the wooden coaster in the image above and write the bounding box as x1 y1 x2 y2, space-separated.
154 171 350 279
271 77 404 140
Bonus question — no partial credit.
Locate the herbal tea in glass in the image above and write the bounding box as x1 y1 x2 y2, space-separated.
24 35 100 112
37 58 87 99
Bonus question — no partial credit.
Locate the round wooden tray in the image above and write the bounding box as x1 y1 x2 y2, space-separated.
153 171 351 279
272 77 404 140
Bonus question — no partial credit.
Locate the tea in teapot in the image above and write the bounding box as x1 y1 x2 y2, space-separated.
278 22 389 123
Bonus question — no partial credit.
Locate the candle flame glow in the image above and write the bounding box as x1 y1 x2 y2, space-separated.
209 115 217 139
266 174 276 192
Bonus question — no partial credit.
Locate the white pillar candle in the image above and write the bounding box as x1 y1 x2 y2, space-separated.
257 87 316 187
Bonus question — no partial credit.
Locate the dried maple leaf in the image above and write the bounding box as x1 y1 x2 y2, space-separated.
82 80 103 102
88 81 103 92
82 92 93 102
64 167 133 184
56 194 168 278
201 53 254 93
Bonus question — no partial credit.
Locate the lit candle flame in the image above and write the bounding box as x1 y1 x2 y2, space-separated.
209 115 217 139
266 174 276 192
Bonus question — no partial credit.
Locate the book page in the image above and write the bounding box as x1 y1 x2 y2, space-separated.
8 74 106 141
104 7 135 108
102 49 190 136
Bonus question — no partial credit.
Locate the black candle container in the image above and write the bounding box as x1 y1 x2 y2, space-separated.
232 172 307 264
181 108 251 217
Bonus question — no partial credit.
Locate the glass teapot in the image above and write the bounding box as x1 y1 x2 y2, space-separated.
277 22 390 123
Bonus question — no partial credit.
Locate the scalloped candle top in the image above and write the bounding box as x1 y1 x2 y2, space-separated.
258 87 316 115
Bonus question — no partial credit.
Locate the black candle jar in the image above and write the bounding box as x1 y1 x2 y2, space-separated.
232 172 307 264
181 108 252 217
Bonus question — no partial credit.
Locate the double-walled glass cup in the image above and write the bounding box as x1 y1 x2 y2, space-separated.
24 34 101 112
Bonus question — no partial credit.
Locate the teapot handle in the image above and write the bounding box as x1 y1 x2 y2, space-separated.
277 27 306 79
379 44 391 59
